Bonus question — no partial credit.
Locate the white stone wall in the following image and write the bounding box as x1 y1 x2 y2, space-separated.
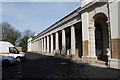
118 1 120 38
109 0 120 69
109 1 119 38
109 59 120 69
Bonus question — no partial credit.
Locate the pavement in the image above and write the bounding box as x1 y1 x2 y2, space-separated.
2 52 120 80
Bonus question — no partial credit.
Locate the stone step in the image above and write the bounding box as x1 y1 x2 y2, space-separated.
95 60 109 67
91 63 108 68
95 60 107 65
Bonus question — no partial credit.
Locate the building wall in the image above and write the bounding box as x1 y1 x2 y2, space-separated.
110 1 119 39
109 0 120 69
118 1 120 38
119 1 120 58
81 2 108 58
109 1 120 59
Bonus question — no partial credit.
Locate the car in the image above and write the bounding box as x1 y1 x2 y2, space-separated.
0 55 16 66
0 41 26 62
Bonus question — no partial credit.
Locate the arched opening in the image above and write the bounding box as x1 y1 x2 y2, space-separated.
94 13 109 62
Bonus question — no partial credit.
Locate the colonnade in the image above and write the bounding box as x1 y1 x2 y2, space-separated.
28 19 98 59
27 0 120 69
30 25 77 56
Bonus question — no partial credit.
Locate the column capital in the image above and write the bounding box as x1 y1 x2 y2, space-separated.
71 25 74 27
50 33 53 36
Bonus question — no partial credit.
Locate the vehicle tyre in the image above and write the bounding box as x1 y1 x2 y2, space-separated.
16 57 21 62
2 60 11 66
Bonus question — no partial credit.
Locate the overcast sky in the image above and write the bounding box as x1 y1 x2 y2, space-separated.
2 1 80 34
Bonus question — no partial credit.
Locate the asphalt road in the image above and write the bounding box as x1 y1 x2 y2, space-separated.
2 52 120 80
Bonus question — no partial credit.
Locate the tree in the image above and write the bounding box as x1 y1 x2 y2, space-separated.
1 22 21 45
17 30 35 52
23 30 35 38
18 36 29 52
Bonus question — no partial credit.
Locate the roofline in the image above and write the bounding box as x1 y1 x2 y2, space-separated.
33 7 81 39
31 1 101 41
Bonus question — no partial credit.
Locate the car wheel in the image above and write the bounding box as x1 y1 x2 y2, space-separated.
2 60 11 66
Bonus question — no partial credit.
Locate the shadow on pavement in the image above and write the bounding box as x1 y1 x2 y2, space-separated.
2 52 120 80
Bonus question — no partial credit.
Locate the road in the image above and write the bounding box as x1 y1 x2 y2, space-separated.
2 52 120 79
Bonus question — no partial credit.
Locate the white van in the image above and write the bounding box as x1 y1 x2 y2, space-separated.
0 41 25 62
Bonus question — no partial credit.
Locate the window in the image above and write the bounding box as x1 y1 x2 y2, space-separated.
9 47 19 54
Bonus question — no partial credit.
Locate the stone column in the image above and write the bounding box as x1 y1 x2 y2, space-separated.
88 21 97 59
36 40 39 52
81 12 89 59
35 40 37 52
38 39 41 53
34 40 36 52
31 41 33 52
40 39 42 52
41 38 43 52
47 36 49 53
38 39 40 52
30 41 32 51
33 41 35 52
34 41 35 52
36 40 37 52
44 37 46 52
33 42 34 52
61 29 66 55
27 41 30 52
55 32 59 54
51 34 53 54
37 40 39 52
71 25 76 55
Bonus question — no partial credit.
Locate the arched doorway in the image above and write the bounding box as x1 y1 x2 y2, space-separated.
94 13 109 62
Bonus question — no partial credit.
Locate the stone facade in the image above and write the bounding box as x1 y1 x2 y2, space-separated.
28 0 120 69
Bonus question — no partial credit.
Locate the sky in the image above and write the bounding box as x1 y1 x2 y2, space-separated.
2 1 80 34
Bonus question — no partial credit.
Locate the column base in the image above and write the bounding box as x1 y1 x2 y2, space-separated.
61 49 66 55
70 54 80 60
82 56 97 63
54 50 60 56
86 56 97 59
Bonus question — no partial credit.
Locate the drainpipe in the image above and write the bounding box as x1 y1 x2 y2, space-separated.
107 1 113 67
